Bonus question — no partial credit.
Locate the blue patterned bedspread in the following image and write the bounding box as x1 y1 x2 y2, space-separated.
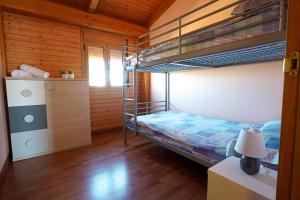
136 111 279 165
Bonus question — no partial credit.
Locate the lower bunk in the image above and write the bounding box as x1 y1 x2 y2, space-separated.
130 110 280 169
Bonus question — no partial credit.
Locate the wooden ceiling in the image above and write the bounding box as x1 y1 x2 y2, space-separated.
49 0 89 10
48 0 175 27
0 0 148 37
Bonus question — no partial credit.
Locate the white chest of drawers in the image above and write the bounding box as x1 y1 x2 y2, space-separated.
6 77 91 161
6 80 45 107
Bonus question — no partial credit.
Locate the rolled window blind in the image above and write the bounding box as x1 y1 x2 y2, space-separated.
109 49 123 86
88 46 106 87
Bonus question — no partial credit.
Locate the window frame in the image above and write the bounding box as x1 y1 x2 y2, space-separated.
85 43 123 89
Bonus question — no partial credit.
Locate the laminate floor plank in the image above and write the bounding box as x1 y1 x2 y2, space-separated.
0 131 207 200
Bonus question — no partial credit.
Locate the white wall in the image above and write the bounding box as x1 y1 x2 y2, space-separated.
150 0 236 45
150 0 284 125
151 61 283 124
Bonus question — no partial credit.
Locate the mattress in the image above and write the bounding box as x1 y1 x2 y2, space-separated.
134 5 281 64
135 111 279 166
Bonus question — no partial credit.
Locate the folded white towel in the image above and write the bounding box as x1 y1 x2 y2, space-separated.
11 69 33 78
20 64 50 78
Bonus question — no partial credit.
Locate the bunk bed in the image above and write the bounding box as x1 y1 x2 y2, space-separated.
122 0 286 168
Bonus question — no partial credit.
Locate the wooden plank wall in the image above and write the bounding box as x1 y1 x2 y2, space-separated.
2 12 145 133
0 10 10 179
3 12 83 78
83 29 144 132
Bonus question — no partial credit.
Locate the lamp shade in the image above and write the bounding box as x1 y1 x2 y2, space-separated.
234 128 267 158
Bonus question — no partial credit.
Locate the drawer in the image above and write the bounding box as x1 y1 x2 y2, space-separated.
8 105 47 133
6 80 45 107
11 129 49 161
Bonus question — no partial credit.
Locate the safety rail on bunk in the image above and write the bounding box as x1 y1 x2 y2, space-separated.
123 0 287 73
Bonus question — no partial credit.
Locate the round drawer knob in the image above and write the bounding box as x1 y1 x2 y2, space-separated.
24 114 35 123
25 139 34 147
21 89 32 97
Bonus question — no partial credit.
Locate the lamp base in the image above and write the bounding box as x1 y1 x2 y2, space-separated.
240 156 260 175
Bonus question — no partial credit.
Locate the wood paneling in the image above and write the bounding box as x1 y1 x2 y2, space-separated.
83 29 136 47
96 0 163 25
2 12 148 133
0 0 147 37
0 11 7 75
89 87 123 131
82 29 145 133
3 12 83 78
50 0 89 10
87 0 100 13
277 0 300 199
48 0 172 26
0 10 10 180
89 77 144 132
0 131 208 199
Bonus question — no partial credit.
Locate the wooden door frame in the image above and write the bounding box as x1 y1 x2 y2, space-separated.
277 0 300 199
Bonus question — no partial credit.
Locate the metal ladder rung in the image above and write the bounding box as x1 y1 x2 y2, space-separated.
126 123 136 130
125 118 135 122
126 123 136 127
138 109 165 115
124 98 134 101
126 126 136 132
125 112 134 117
127 105 165 111
125 104 134 107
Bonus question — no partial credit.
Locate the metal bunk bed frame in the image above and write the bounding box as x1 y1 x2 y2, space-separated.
122 0 287 167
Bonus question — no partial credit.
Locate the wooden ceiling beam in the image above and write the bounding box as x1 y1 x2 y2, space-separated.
146 0 176 28
0 0 147 37
87 0 100 13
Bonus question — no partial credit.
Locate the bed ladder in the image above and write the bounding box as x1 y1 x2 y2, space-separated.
122 42 138 145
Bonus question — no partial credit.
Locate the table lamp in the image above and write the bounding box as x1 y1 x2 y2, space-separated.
234 128 267 175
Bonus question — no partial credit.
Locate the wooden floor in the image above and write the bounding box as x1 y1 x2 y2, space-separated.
0 131 208 200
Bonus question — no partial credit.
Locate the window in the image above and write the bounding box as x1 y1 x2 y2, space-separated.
109 49 123 87
87 45 123 87
88 46 106 87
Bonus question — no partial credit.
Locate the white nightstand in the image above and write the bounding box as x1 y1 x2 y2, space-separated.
207 156 277 200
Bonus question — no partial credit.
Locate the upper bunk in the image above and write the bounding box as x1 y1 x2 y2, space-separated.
123 0 287 73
